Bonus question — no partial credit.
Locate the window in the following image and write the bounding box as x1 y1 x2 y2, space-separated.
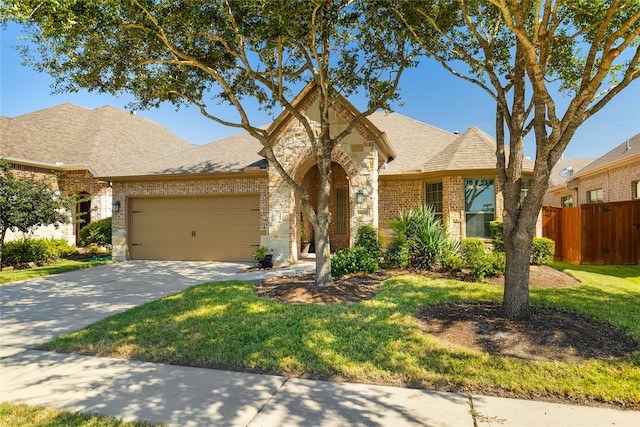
633 181 640 200
587 188 603 203
561 195 574 208
425 181 443 216
336 188 347 234
465 179 495 238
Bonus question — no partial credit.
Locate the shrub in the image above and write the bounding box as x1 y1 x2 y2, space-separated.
442 253 465 273
331 247 377 276
49 238 78 258
384 236 411 268
490 220 504 252
252 246 272 261
2 237 59 268
486 251 506 277
461 238 490 281
354 225 382 263
79 217 112 247
387 206 453 270
531 237 555 265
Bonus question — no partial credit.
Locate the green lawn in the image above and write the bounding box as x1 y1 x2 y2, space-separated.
0 260 111 284
0 402 160 427
40 263 640 408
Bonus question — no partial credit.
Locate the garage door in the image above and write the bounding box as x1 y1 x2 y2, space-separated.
130 195 260 261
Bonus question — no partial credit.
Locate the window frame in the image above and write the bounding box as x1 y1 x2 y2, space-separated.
464 178 495 238
424 181 443 216
587 188 604 203
561 195 574 208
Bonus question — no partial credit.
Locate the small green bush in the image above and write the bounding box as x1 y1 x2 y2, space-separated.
354 225 382 263
489 220 504 252
387 205 453 270
461 238 490 281
442 253 465 273
49 239 78 258
79 217 112 247
331 247 378 276
384 236 411 268
486 251 506 277
531 237 555 265
2 237 59 268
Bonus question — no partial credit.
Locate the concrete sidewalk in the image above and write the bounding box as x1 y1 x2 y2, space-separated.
3 350 638 427
1 261 639 426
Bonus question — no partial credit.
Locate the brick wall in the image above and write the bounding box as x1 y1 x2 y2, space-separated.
576 161 640 204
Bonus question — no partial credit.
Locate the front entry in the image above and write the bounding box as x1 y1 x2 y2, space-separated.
298 162 350 254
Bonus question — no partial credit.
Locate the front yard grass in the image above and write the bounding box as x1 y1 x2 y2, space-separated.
40 264 640 408
0 402 160 427
0 260 111 284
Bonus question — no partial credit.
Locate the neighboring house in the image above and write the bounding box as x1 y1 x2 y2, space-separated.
0 103 192 245
545 133 640 207
103 84 535 263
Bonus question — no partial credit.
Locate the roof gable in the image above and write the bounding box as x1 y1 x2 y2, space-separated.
420 126 534 174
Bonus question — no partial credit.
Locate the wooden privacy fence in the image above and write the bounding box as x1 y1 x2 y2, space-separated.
542 200 640 265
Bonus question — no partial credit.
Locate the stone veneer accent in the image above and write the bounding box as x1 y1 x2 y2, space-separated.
267 118 379 262
111 177 268 261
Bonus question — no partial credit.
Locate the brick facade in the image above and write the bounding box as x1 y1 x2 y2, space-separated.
545 159 640 206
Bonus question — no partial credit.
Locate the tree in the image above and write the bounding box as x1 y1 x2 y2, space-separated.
396 0 639 318
1 0 420 286
0 160 70 268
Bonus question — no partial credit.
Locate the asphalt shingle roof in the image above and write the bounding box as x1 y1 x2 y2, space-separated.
575 132 640 176
367 111 457 174
1 103 192 176
107 129 267 177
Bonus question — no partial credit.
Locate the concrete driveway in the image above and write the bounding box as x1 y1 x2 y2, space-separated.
0 260 312 358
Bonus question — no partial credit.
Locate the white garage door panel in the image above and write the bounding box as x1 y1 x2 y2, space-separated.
130 196 260 261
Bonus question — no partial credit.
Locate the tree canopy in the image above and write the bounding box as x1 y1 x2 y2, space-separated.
396 0 639 318
0 160 70 266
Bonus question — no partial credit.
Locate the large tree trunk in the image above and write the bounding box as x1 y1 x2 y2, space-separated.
502 222 533 319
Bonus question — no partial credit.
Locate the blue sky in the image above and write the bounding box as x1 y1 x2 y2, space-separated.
1 22 638 161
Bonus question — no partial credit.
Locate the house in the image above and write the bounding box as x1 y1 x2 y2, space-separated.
0 103 192 245
102 85 536 263
545 133 640 207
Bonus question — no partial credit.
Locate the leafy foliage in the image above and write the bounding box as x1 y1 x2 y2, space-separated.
384 236 411 269
331 247 378 276
396 0 640 318
79 217 112 247
531 237 555 266
0 160 70 267
1 237 73 268
354 225 382 262
489 220 504 252
387 205 455 270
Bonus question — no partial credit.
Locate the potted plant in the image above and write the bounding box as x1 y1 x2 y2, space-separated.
300 212 311 256
252 246 273 268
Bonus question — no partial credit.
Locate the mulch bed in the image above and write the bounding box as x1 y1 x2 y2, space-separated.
254 266 638 362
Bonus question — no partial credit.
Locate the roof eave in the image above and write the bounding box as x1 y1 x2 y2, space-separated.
2 156 99 177
100 168 268 182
